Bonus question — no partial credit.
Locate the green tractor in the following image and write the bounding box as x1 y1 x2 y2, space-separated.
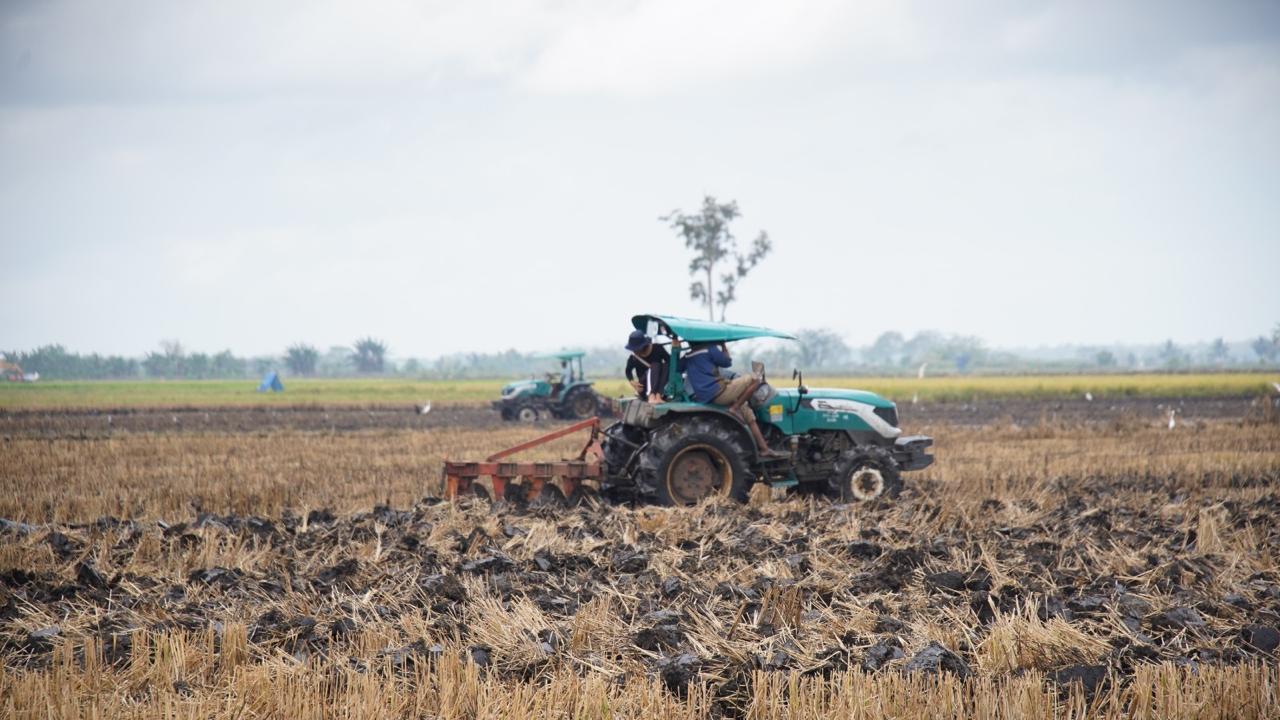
600 314 933 506
493 351 604 422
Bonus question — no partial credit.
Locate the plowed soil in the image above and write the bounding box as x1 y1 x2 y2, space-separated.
1 398 1277 718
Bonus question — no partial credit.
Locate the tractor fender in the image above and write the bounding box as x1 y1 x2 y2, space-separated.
650 405 757 461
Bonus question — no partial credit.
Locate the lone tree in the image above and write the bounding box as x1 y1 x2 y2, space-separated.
663 196 772 321
285 343 319 376
352 337 387 374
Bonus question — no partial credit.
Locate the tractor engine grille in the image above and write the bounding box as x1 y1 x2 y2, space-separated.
874 406 899 428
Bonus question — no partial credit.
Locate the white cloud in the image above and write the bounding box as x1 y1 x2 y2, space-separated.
519 0 916 96
4 0 922 101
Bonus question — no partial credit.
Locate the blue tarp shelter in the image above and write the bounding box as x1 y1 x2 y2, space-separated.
257 371 284 393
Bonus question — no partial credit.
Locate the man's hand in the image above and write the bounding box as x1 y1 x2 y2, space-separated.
629 379 642 393
720 342 731 360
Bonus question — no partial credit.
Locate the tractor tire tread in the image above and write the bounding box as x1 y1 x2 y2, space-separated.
637 415 754 506
830 446 903 501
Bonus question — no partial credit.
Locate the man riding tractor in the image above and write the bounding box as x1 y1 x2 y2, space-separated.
600 314 933 506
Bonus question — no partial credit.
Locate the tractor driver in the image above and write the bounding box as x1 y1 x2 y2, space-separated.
682 342 787 458
625 330 669 404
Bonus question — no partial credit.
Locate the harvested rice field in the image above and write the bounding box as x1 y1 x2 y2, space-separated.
1 399 1278 718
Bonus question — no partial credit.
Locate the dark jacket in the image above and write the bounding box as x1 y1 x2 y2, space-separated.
680 344 732 403
625 346 670 398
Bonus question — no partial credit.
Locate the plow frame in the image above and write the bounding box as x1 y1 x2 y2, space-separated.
441 417 605 502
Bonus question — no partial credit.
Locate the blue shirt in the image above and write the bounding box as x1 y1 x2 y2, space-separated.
681 345 732 403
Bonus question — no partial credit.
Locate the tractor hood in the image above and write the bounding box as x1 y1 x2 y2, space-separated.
500 379 544 398
632 314 795 343
777 387 896 409
758 387 901 439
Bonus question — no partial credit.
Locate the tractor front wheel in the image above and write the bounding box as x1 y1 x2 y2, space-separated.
640 418 752 506
515 403 540 423
831 450 902 502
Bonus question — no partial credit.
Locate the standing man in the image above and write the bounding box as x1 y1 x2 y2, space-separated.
682 342 786 457
625 330 669 404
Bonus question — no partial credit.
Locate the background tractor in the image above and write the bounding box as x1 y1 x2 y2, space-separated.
598 314 933 506
492 351 605 422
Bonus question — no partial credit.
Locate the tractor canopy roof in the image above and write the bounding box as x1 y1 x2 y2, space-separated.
632 314 796 343
535 350 586 361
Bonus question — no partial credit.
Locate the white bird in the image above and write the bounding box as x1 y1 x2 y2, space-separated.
917 363 928 380
419 400 432 415
912 392 919 405
1084 392 1093 402
1167 409 1176 430
1271 382 1280 395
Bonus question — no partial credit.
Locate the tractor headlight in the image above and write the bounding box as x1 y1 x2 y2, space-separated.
748 382 777 409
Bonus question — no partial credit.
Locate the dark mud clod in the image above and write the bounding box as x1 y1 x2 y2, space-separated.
1240 624 1279 654
75 561 109 591
660 577 683 597
315 558 360 587
1150 607 1206 633
187 566 243 590
861 640 904 672
1048 664 1108 699
904 642 971 678
461 554 514 574
46 532 80 560
469 644 492 668
27 625 61 650
657 653 701 694
610 549 649 573
635 612 685 651
925 570 966 594
846 540 882 559
420 573 467 603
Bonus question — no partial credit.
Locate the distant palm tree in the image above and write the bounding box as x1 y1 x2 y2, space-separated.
285 343 319 376
352 337 387 374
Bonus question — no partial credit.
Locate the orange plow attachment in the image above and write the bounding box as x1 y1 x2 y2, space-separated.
441 417 605 502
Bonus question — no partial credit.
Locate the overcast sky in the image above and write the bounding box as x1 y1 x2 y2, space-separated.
2 0 1277 358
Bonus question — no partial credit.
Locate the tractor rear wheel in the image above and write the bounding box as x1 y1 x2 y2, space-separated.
564 387 598 419
831 450 902 502
640 417 752 506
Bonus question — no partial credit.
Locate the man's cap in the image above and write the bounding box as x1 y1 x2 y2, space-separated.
625 330 651 352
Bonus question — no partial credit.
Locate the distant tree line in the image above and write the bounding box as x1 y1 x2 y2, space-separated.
3 337 395 381
3 345 143 380
3 342 268 380
7 322 1277 381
